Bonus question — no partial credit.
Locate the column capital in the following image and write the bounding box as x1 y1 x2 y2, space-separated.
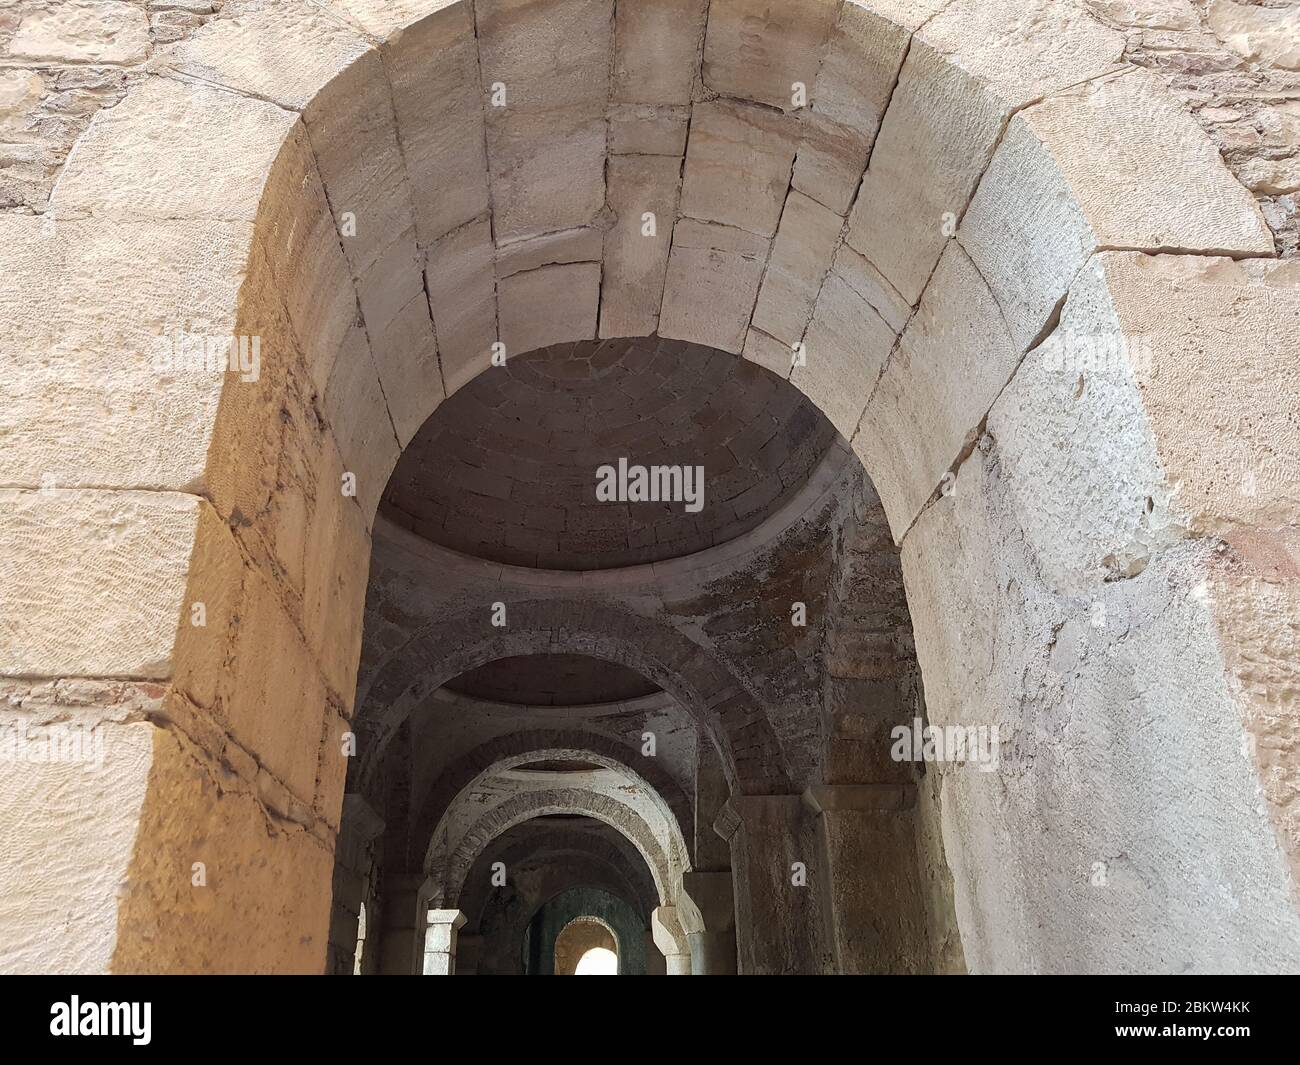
426 908 467 930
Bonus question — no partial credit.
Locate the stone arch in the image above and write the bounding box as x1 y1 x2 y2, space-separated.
429 777 689 909
5 0 1296 974
409 729 694 871
353 598 792 794
554 917 618 976
462 824 659 932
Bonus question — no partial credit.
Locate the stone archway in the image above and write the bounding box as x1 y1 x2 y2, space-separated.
553 917 618 976
2 0 1296 975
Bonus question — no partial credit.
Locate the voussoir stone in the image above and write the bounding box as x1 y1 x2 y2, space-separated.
659 219 770 354
600 155 682 338
702 0 842 112
960 69 1275 351
680 101 800 238
847 0 1125 306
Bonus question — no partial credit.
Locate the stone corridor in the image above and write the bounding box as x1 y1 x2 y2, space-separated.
0 0 1298 976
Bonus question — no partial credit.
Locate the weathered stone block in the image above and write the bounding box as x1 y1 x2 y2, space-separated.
847 0 1124 305
791 272 895 439
385 3 489 245
600 155 682 338
425 217 497 396
960 70 1274 350
702 0 841 111
479 0 612 239
54 77 296 222
612 0 708 104
753 190 843 347
659 220 770 353
0 214 244 492
10 0 151 64
496 227 604 278
324 327 403 519
854 244 1018 538
367 296 442 449
680 101 800 238
498 262 601 356
0 490 198 678
608 104 690 156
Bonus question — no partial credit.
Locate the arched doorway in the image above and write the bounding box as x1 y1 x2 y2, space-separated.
2 0 1296 976
554 916 619 976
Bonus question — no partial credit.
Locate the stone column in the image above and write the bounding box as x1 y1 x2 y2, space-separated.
803 784 928 974
651 905 692 975
715 796 824 974
678 871 737 974
376 873 425 975
326 795 385 974
423 909 468 975
643 929 667 974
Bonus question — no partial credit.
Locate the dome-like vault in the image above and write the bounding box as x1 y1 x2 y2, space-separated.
381 336 836 569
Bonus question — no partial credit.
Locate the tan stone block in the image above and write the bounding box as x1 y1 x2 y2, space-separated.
790 112 871 217
305 48 417 279
743 328 796 379
485 110 609 241
258 125 358 390
1145 256 1300 533
854 244 1017 538
356 229 424 341
961 70 1275 351
612 0 708 104
1207 0 1300 71
112 725 334 973
0 214 244 492
600 155 682 338
315 709 354 827
496 227 604 278
323 326 402 518
425 217 498 395
816 0 920 130
659 220 770 354
789 0 919 213
702 0 841 112
0 490 198 678
477 0 614 111
791 273 895 439
384 2 489 245
608 104 690 156
10 0 151 64
477 0 611 240
54 77 296 223
303 443 374 702
154 0 370 111
832 243 911 334
368 295 444 448
498 262 601 356
847 0 1124 304
172 502 246 712
752 190 843 347
680 101 800 237
328 0 456 39
1081 0 1199 30
219 571 329 802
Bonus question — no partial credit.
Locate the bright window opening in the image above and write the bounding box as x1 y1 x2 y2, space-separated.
573 947 618 975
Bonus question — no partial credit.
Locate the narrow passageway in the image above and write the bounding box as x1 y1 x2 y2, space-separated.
1 0 1296 981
